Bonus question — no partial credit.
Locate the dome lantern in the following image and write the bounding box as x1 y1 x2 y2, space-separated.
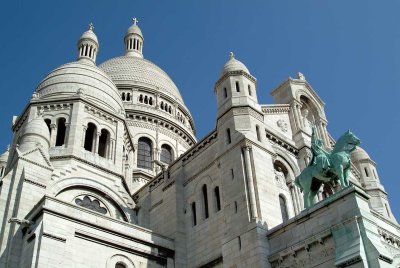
77 23 99 64
124 18 144 58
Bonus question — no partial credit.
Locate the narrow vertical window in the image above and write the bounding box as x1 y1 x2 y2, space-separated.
98 129 110 158
234 201 238 213
279 195 288 222
191 202 197 226
139 94 143 103
214 186 221 211
160 144 173 164
122 92 126 101
126 93 131 101
44 119 51 135
256 125 261 142
231 169 234 180
226 128 231 144
364 167 369 177
137 137 153 170
84 123 96 152
238 236 241 250
224 87 228 98
202 184 209 219
248 85 252 96
55 118 66 146
235 81 240 92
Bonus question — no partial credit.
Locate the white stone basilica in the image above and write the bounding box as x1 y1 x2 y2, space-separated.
0 20 399 268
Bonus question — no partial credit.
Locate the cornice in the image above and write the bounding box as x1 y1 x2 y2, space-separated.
261 104 291 115
214 70 257 89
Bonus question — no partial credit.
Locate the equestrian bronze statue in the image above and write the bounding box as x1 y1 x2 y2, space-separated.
294 127 360 208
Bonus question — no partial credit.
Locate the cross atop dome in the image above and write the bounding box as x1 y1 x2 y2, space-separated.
88 22 94 31
229 52 235 59
132 18 139 25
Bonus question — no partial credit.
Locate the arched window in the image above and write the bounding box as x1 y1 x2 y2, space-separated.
98 129 110 158
279 195 288 222
126 93 131 102
191 202 197 226
44 119 51 135
84 123 97 152
137 137 152 170
248 85 252 96
202 184 209 219
144 96 148 104
224 87 228 98
214 186 221 212
160 101 164 109
168 106 172 114
55 118 66 146
115 262 126 268
139 94 143 103
149 97 153 105
160 144 173 164
122 92 126 101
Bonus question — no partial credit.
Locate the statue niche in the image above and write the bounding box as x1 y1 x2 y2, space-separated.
294 127 360 209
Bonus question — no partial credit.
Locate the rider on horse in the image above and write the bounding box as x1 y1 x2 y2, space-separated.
309 127 330 175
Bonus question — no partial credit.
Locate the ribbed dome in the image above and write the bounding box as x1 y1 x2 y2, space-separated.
351 146 371 162
99 56 184 103
36 61 124 113
220 52 250 77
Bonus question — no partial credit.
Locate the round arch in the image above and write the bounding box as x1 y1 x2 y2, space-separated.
48 177 131 222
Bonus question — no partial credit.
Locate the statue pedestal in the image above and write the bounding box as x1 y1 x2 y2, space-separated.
267 185 396 267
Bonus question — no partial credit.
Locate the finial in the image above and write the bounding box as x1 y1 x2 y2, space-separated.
229 52 235 59
89 22 94 31
297 72 305 80
132 18 139 26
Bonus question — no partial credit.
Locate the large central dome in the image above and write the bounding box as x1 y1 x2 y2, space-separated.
99 56 184 103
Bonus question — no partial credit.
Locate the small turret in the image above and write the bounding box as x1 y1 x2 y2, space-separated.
77 23 99 64
214 52 259 119
351 146 397 222
124 18 144 58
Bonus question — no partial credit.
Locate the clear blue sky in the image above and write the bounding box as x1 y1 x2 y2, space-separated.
0 1 399 219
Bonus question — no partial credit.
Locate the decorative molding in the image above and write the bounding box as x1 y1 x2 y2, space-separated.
43 232 66 242
85 104 118 125
38 103 72 113
214 70 257 88
262 104 290 114
149 200 163 212
265 130 298 156
24 179 47 189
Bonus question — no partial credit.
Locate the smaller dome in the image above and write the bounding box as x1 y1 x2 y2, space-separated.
0 146 9 163
79 23 98 45
220 52 250 77
22 117 51 142
351 146 371 162
126 23 143 37
19 117 51 153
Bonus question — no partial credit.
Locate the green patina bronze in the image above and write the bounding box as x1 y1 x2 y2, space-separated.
295 127 360 209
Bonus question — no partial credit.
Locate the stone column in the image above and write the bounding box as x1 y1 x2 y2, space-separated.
290 184 299 215
290 102 302 131
242 145 258 219
108 139 115 160
295 187 303 211
94 131 101 154
64 122 70 147
81 126 87 147
49 124 57 147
